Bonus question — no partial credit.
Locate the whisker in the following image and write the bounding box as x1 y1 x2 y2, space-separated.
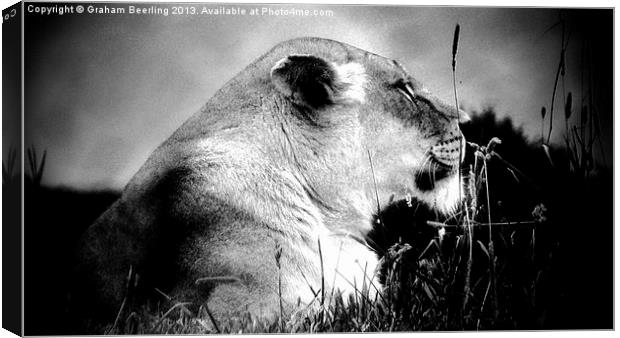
415 154 432 181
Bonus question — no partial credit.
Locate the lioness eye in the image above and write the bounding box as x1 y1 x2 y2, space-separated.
394 80 416 104
395 81 414 100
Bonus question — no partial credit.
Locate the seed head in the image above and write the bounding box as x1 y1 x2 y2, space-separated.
452 24 460 70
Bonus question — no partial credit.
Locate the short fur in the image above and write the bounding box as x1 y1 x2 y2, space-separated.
77 37 467 325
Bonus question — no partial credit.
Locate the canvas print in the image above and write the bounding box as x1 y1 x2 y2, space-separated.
2 2 613 335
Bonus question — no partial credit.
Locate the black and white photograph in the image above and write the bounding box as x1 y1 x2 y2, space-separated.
1 1 614 335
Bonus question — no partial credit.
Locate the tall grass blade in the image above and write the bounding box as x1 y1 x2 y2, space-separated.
483 159 498 319
317 238 325 306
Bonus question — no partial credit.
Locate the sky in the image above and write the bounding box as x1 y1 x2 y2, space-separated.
15 4 612 190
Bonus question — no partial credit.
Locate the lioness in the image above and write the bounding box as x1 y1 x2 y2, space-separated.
77 37 467 326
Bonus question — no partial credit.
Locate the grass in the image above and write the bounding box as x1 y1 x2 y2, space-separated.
92 198 549 333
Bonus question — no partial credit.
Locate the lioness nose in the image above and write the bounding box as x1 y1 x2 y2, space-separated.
458 109 470 122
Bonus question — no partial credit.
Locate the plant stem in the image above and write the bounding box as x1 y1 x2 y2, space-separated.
483 159 498 319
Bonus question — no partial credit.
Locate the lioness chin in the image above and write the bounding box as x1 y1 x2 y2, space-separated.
76 37 467 329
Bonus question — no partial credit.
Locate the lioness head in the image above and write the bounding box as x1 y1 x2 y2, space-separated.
262 38 467 221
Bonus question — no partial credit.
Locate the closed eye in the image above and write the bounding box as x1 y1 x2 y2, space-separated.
395 80 443 114
392 80 456 123
394 80 417 105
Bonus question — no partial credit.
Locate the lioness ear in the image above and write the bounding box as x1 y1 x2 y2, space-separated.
270 54 366 109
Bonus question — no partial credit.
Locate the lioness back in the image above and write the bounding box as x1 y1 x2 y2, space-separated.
77 37 467 329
